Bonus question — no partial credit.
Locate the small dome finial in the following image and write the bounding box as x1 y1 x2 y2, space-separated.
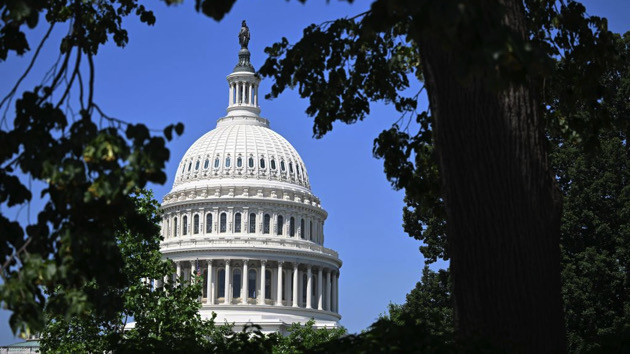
239 20 250 49
233 20 254 73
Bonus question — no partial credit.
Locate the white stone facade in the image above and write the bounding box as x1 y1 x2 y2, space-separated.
159 30 341 333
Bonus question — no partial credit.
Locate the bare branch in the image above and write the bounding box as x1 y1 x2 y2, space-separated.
1 236 33 281
55 48 82 109
0 23 56 111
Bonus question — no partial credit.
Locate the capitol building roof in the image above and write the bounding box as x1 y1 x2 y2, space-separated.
172 115 311 193
158 21 341 334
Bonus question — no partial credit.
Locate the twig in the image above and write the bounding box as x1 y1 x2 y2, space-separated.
55 48 82 109
0 23 56 111
1 236 33 280
87 52 94 112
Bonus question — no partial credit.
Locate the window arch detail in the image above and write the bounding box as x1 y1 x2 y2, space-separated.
263 214 270 234
220 212 227 233
249 213 256 233
234 213 241 233
277 215 283 235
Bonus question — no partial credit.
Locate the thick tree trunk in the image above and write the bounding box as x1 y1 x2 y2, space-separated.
417 1 566 352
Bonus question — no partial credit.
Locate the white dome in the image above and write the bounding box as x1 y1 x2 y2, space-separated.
159 28 341 333
172 116 311 193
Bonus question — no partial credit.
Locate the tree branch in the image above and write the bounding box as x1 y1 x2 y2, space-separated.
1 236 33 281
0 23 56 111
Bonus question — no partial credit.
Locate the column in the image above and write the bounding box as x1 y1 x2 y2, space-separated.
259 260 266 305
163 274 169 287
331 270 337 312
317 267 323 310
306 265 312 309
249 83 253 105
326 270 332 311
229 83 233 105
335 272 340 313
292 263 299 307
176 261 182 283
276 261 283 306
191 262 197 282
224 260 231 304
255 85 259 106
242 260 249 304
206 260 213 305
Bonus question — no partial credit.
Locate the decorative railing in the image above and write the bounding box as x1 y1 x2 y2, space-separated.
160 236 339 259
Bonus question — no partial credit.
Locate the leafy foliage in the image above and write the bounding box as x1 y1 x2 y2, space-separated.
39 191 215 353
273 319 346 354
0 0 183 337
552 135 630 353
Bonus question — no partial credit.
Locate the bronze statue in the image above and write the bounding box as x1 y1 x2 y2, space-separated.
238 20 250 49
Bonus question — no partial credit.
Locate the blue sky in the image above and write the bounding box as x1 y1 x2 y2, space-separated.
1 0 629 345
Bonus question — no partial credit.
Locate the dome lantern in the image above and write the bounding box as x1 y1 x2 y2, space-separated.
226 20 261 118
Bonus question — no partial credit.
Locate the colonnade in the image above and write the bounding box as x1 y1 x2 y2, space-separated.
229 80 258 107
160 259 339 313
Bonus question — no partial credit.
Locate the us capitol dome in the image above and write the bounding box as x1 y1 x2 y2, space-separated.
158 22 342 333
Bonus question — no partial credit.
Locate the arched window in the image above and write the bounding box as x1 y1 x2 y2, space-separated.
277 215 284 235
195 160 200 170
249 213 256 233
187 162 191 172
214 157 220 168
248 269 256 299
166 219 170 238
310 221 313 241
220 213 227 233
181 164 186 174
289 162 293 173
234 213 241 233
173 217 178 236
237 156 243 168
259 158 266 169
193 214 199 234
265 270 272 299
248 157 254 168
218 269 226 298
233 269 242 299
206 213 212 233
225 156 231 168
263 214 270 234
182 215 188 235
280 160 286 171
290 217 295 237
296 165 301 177
270 159 276 170
300 219 305 239
204 159 209 169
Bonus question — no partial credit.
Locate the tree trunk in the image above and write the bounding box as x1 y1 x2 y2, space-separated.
416 1 566 352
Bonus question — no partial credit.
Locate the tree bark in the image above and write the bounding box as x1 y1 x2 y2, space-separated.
416 1 566 352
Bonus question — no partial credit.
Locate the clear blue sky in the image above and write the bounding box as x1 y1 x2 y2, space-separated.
1 0 629 345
